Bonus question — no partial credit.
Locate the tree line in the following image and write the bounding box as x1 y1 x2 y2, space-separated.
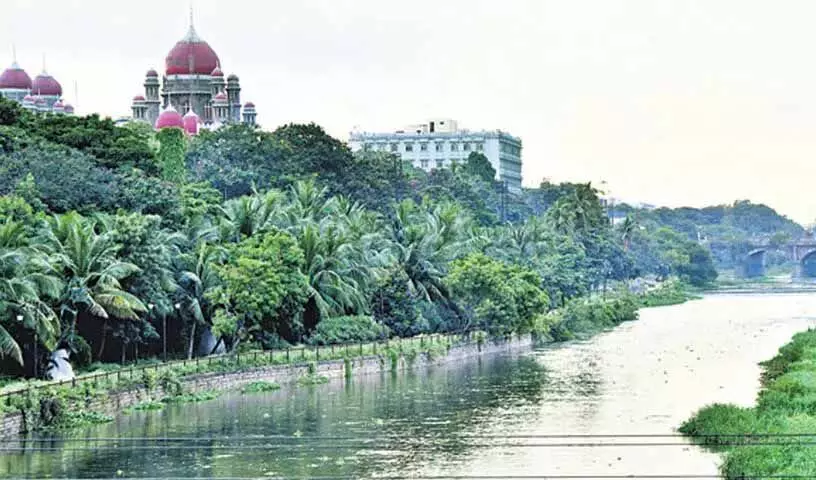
0 97 719 378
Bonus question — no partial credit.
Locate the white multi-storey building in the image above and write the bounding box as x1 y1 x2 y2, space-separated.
348 118 523 193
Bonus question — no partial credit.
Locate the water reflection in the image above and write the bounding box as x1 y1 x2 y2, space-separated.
4 294 816 478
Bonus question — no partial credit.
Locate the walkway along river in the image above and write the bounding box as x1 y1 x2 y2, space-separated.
2 292 815 478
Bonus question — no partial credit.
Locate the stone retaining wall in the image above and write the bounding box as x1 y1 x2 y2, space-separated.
0 335 532 438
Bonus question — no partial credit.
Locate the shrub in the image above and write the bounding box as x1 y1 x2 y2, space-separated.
308 316 390 345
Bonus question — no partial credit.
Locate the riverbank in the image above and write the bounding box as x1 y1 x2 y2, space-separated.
0 333 532 438
680 328 816 478
0 280 695 438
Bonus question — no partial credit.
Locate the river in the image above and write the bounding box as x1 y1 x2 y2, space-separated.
4 293 816 479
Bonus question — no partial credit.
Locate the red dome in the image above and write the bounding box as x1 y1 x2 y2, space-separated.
22 94 34 102
210 66 223 77
32 73 62 96
155 105 184 129
132 95 145 102
213 92 227 102
183 110 199 135
165 26 220 75
146 68 158 77
0 64 32 90
53 99 64 108
64 104 74 113
244 102 255 108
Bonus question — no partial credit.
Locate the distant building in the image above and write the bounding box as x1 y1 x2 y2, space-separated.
349 118 523 193
131 12 257 135
0 53 74 115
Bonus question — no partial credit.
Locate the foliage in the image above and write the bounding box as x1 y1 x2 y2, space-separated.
447 253 548 335
308 316 390 345
461 152 496 183
156 128 187 183
208 229 308 346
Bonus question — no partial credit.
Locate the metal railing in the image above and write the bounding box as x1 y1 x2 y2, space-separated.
0 330 502 406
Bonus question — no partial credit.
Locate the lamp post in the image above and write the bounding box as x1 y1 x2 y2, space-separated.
18 315 33 376
172 303 181 361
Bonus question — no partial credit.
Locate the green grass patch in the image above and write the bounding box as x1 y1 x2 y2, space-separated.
241 381 281 393
161 390 220 404
680 328 816 478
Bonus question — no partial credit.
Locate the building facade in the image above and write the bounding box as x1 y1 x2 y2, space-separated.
348 118 523 193
131 16 257 134
0 55 74 115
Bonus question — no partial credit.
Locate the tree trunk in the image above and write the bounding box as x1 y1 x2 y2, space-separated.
121 342 126 364
97 319 108 360
187 321 197 360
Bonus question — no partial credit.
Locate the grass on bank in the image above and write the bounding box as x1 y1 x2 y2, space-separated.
680 328 816 478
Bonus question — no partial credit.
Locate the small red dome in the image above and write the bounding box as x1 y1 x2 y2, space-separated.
183 110 199 135
53 99 64 108
211 66 223 77
32 73 62 96
64 104 74 113
22 94 34 102
165 27 220 75
213 92 227 102
146 68 158 77
244 102 255 108
132 95 145 102
0 64 32 90
155 105 184 129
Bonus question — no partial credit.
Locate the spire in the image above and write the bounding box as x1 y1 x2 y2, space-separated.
41 52 47 74
184 2 200 42
10 44 18 68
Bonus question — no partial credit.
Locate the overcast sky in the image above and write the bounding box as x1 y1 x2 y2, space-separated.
3 0 816 223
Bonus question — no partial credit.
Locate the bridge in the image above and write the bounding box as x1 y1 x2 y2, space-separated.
739 239 816 278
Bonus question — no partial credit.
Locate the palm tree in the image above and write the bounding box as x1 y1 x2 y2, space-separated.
40 213 146 360
387 200 474 305
218 189 284 242
175 241 225 358
619 216 637 251
0 220 62 367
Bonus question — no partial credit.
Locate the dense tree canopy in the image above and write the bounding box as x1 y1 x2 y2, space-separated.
0 96 734 379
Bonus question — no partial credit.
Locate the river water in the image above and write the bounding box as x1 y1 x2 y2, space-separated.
4 293 816 479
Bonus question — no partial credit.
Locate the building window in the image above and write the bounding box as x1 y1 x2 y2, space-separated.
435 142 443 152
477 143 485 151
363 143 372 152
405 143 414 152
420 159 429 169
463 142 470 151
420 142 428 152
436 159 444 169
450 142 459 151
390 143 398 152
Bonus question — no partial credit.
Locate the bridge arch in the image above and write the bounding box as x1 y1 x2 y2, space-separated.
742 249 767 278
800 249 816 278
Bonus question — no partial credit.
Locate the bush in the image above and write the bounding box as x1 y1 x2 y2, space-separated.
308 316 390 345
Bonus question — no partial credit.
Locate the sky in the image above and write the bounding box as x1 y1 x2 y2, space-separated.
3 0 816 223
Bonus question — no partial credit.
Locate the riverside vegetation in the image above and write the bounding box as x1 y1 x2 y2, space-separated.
0 95 718 430
680 328 816 477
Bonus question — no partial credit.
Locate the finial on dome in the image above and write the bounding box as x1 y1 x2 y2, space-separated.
10 44 18 67
184 2 200 42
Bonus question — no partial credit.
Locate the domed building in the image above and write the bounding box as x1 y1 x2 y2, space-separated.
0 53 73 115
132 16 257 132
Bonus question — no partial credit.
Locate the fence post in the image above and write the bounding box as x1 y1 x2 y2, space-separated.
360 342 363 356
286 348 290 363
316 345 320 361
